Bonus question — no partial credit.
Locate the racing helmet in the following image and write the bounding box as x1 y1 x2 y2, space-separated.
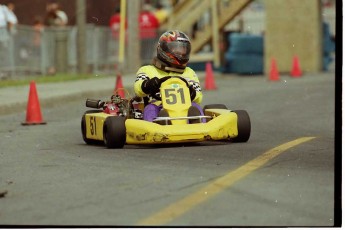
156 30 191 69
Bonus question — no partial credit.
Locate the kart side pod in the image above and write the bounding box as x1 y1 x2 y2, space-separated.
125 112 239 144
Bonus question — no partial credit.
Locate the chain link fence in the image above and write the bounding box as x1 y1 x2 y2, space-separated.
0 25 159 79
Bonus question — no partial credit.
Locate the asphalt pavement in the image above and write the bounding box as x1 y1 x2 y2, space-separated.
0 69 337 226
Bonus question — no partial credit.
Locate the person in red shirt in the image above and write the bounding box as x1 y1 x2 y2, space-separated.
139 4 159 38
109 7 127 39
139 4 160 64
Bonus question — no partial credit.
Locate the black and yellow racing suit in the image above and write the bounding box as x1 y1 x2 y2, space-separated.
134 65 203 105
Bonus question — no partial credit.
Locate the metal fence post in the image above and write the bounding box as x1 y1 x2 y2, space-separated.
77 0 87 74
40 30 47 75
8 36 15 76
92 26 100 74
127 0 141 73
55 28 69 73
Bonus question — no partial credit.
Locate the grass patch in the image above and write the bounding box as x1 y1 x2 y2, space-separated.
0 73 110 88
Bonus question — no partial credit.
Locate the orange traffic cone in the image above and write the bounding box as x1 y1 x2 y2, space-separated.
290 55 302 78
269 58 280 81
22 81 46 125
204 62 217 90
115 73 125 98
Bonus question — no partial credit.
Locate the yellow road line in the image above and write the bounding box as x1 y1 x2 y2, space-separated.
138 137 316 225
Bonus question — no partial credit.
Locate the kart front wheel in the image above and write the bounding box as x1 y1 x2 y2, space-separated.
103 116 126 148
232 110 251 142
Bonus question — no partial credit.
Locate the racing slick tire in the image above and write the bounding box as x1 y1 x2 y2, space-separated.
81 110 102 145
103 116 126 148
203 104 228 112
232 110 251 143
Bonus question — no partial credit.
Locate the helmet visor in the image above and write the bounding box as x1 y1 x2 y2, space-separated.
167 41 191 57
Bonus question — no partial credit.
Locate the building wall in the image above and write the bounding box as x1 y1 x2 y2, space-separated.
264 0 323 74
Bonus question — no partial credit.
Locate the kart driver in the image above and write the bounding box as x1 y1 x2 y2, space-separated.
134 30 203 122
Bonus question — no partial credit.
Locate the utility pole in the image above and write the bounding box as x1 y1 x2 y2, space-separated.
127 0 141 72
211 0 220 68
76 0 87 74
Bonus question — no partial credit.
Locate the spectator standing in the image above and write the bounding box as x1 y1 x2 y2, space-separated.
139 4 160 63
153 3 168 25
0 3 17 40
0 4 10 44
44 2 68 27
5 2 17 35
0 3 17 78
33 16 44 48
109 6 128 65
109 7 127 39
0 4 10 78
30 15 45 68
44 2 68 75
56 5 68 26
139 4 159 38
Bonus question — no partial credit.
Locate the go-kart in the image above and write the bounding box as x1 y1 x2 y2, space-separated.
81 76 251 148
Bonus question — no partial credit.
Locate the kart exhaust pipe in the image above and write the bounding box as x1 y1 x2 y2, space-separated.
86 99 102 108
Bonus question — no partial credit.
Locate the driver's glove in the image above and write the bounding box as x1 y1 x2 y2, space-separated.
141 77 160 95
188 85 196 101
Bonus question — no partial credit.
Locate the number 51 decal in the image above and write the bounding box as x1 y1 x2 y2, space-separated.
89 116 97 136
164 88 186 104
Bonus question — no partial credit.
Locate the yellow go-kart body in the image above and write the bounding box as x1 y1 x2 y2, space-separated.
125 110 238 144
82 77 250 148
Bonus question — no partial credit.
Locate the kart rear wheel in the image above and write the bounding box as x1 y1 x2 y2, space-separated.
81 110 102 145
232 110 251 142
103 116 126 148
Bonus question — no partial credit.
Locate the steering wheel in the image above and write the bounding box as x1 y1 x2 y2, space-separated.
151 76 190 101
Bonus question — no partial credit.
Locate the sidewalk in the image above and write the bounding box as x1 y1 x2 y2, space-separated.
0 72 207 115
